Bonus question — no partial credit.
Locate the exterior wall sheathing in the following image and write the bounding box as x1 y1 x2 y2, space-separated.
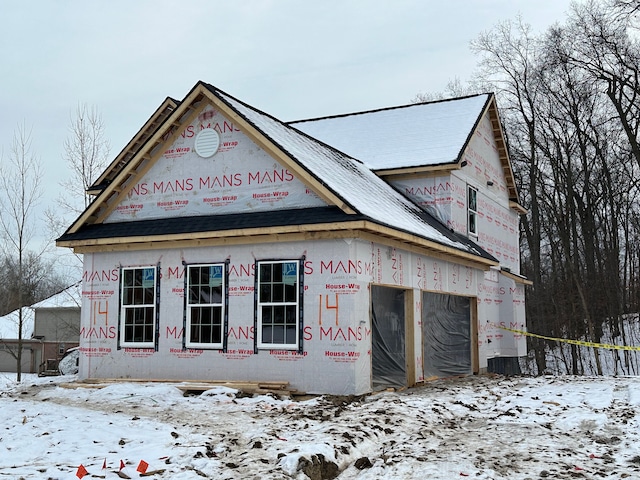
80 236 522 395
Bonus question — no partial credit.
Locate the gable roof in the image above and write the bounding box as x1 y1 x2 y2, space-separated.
57 81 498 268
290 94 522 209
209 84 492 257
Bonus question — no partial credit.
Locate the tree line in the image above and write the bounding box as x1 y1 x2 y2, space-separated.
468 0 640 374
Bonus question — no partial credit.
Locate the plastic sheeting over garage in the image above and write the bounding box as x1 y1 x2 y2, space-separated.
422 292 471 378
371 286 406 390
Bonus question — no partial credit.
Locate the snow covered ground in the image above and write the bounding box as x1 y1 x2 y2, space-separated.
1 373 640 479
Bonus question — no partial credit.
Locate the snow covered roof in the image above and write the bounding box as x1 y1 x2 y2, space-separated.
0 283 80 339
0 308 34 339
58 81 499 267
31 282 81 310
209 84 491 259
290 94 491 171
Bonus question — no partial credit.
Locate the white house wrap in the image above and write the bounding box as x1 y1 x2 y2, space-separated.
57 82 529 395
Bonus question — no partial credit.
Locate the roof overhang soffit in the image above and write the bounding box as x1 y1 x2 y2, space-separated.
59 220 497 271
374 163 459 178
87 97 179 196
484 97 524 211
499 268 533 285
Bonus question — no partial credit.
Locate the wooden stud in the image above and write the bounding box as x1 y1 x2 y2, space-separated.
404 288 416 387
471 297 479 375
91 98 178 189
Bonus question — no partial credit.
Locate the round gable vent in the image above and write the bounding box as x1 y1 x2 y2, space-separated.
194 128 220 158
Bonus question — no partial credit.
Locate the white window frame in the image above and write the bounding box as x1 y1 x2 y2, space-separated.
120 266 157 348
467 185 478 237
256 260 300 350
185 263 226 349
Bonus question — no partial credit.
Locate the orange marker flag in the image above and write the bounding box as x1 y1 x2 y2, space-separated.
102 458 107 469
137 459 149 474
120 459 126 470
76 464 88 479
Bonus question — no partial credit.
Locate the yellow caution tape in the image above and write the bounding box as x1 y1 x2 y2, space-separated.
499 326 640 351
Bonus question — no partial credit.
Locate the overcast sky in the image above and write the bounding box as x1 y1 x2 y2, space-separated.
0 0 574 239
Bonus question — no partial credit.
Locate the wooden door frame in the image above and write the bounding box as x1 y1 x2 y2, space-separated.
404 288 416 386
470 296 479 374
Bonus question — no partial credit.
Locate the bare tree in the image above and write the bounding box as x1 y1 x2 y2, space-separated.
0 123 44 381
47 103 111 280
0 253 66 316
59 103 110 213
412 77 482 103
613 0 640 21
466 2 640 375
559 0 640 167
471 17 553 374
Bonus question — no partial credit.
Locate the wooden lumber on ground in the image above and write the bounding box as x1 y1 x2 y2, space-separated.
58 378 294 397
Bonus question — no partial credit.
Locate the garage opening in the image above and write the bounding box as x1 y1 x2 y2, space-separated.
371 286 406 390
422 292 472 377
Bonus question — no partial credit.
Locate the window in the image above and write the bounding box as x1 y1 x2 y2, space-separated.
120 266 158 348
186 263 226 349
256 260 301 350
467 185 478 237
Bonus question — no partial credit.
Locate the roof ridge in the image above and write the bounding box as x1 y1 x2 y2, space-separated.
288 92 492 125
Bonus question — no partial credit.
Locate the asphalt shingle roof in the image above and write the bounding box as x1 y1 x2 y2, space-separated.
60 207 362 241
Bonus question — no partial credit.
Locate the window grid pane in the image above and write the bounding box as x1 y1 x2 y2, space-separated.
186 264 225 347
121 267 156 345
257 261 299 348
189 306 223 344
